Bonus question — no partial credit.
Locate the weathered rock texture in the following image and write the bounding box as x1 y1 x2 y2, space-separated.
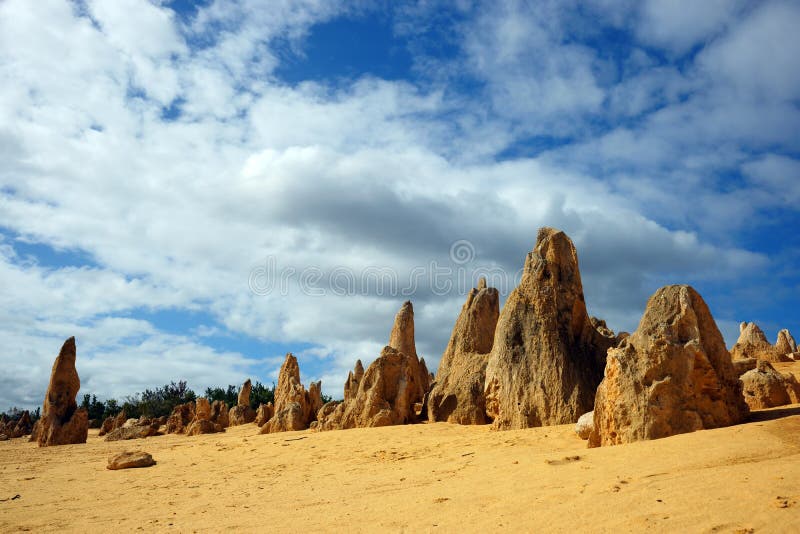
104 419 160 441
186 398 224 436
99 411 127 437
730 322 787 363
165 403 195 434
260 354 321 433
740 360 800 410
37 337 89 446
588 285 748 447
775 329 798 357
0 411 33 439
229 379 255 426
210 400 230 428
107 451 156 470
316 302 431 431
427 278 499 424
484 228 615 429
254 403 274 426
575 411 594 440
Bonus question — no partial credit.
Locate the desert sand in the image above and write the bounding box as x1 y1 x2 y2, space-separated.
2 402 800 533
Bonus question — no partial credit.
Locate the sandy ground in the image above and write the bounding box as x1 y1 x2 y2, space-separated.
1 405 799 533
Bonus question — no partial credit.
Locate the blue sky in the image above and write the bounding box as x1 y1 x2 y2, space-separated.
1 0 798 409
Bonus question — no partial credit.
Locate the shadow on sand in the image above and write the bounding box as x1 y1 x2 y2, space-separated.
746 404 800 423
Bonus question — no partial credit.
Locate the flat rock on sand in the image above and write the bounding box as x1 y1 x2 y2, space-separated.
107 451 156 470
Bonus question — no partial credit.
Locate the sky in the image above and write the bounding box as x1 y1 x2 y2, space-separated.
1 0 799 410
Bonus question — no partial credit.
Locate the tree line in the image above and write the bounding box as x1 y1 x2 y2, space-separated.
1 379 330 426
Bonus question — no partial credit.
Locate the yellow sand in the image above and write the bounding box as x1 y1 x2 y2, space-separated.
1 406 799 533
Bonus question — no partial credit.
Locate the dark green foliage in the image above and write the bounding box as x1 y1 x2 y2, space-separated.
321 393 334 404
80 394 106 422
204 385 237 408
249 381 275 409
0 406 40 424
135 381 196 418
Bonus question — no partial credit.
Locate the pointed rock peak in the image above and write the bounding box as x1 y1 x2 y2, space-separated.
776 329 797 355
389 301 417 359
731 321 786 362
237 378 252 407
740 321 748 333
354 359 364 378
477 276 487 290
736 322 769 345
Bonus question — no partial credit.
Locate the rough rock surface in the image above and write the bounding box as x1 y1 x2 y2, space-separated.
37 337 89 446
165 403 195 434
186 398 224 436
775 329 798 357
575 411 594 440
732 358 758 377
254 403 274 426
210 400 230 428
104 420 160 441
344 360 365 402
317 302 431 431
261 354 321 433
484 228 616 429
730 322 787 363
740 360 800 409
229 379 255 426
427 278 499 424
0 412 33 439
107 451 156 470
588 285 748 447
99 411 127 437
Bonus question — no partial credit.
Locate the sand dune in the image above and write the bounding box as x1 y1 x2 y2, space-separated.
2 404 799 533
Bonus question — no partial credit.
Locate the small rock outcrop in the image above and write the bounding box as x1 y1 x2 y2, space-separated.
575 411 594 440
260 355 321 433
775 329 798 357
107 451 156 470
740 360 800 409
731 322 788 363
0 411 33 439
186 398 225 436
316 302 431 431
427 278 499 424
588 285 748 447
254 402 274 426
37 337 89 446
99 411 127 437
165 402 195 434
229 379 256 426
484 228 615 429
104 419 160 441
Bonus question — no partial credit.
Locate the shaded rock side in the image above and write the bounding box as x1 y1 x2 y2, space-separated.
211 400 230 428
254 403 274 426
484 228 615 429
427 278 500 424
260 354 321 433
99 411 127 437
37 337 89 446
588 285 748 447
186 398 224 436
740 360 800 410
730 322 788 363
165 402 195 434
344 360 365 402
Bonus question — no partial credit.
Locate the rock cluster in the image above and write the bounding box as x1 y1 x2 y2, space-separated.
165 402 195 434
260 354 322 433
731 322 788 363
186 398 225 436
427 278 499 424
210 400 230 428
739 360 800 409
588 285 748 447
36 337 89 446
317 301 430 430
99 411 127 437
0 411 32 439
484 228 615 429
229 379 256 426
254 402 274 426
